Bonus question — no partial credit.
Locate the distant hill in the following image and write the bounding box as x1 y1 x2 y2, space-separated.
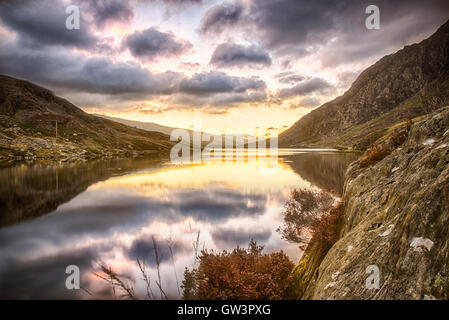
0 75 174 161
96 114 261 148
279 19 449 149
94 114 188 136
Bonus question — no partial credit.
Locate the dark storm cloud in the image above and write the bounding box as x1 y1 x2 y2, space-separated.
199 1 244 35
171 88 267 110
246 0 449 54
124 27 193 62
199 0 449 66
0 42 180 95
178 71 265 95
0 0 97 49
278 78 332 99
210 43 272 68
0 41 266 107
247 0 347 51
78 0 134 28
208 90 267 106
211 226 272 248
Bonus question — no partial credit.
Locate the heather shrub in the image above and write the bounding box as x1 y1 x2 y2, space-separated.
359 143 391 167
308 202 344 252
360 120 412 167
181 240 295 300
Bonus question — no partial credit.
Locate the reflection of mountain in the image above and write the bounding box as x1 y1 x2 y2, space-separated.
0 158 165 227
282 152 358 194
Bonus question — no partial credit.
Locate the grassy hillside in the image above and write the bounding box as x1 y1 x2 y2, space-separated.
0 75 174 162
95 114 185 136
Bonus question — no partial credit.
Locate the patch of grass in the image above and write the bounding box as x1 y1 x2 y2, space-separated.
359 118 412 167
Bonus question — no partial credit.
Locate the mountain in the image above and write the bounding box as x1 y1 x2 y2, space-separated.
294 106 449 299
0 75 174 161
96 114 261 145
94 114 187 136
279 20 449 149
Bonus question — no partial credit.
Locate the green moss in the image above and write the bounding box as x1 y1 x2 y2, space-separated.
290 241 330 299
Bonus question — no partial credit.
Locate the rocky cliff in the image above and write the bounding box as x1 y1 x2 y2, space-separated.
300 107 449 299
279 20 449 149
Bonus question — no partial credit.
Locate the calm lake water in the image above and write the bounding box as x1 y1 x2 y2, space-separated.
0 150 357 299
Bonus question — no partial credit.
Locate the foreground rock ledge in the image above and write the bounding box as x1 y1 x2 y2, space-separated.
304 107 449 300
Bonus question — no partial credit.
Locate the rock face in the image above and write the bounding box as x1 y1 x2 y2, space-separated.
304 107 449 299
279 20 449 149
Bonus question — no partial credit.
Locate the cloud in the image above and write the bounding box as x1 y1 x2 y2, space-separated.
1 0 447 112
159 0 202 5
0 41 180 96
127 236 190 265
278 78 332 99
179 71 265 95
173 71 267 110
0 0 97 49
277 74 305 84
124 27 193 62
0 39 268 111
247 0 346 52
0 247 97 299
337 70 361 88
199 1 244 35
211 226 272 248
246 0 449 52
198 0 449 66
78 0 135 29
210 43 271 68
290 97 321 109
171 188 267 221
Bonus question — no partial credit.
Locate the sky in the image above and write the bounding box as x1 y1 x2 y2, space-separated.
0 0 448 135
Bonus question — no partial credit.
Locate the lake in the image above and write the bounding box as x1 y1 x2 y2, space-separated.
0 150 357 299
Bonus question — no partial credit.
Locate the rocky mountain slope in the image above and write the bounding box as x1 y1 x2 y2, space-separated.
297 107 449 299
0 75 174 162
279 20 449 149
